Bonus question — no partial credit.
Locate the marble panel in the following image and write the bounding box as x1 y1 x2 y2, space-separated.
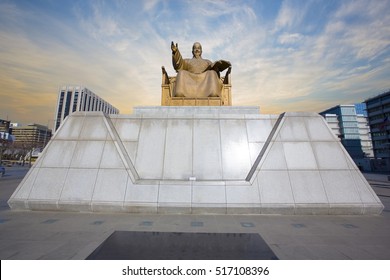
320 171 362 203
350 170 381 203
92 169 128 202
284 112 318 117
279 117 310 141
294 204 330 215
260 204 295 215
40 140 77 167
163 119 193 180
28 168 68 200
125 184 159 203
9 168 39 199
288 171 328 203
58 201 91 212
226 185 260 204
191 204 227 214
192 185 226 204
258 171 294 204
135 106 259 115
8 199 28 210
248 142 264 165
27 200 60 211
328 204 363 215
220 119 251 179
245 114 272 120
114 118 141 141
70 141 105 168
312 142 349 170
122 141 138 163
304 116 336 141
91 202 124 212
283 142 318 170
55 115 84 139
100 141 125 169
135 119 167 179
193 119 223 180
158 204 192 214
260 142 287 170
346 157 358 169
196 113 219 119
226 205 261 214
363 204 384 215
79 116 108 140
245 119 273 142
123 202 158 213
60 168 98 201
158 184 192 203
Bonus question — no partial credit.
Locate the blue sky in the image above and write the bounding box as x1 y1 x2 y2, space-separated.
0 0 389 126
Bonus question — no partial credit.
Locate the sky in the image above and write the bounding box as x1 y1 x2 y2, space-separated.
0 0 390 127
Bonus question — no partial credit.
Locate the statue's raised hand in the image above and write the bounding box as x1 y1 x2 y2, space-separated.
171 41 178 53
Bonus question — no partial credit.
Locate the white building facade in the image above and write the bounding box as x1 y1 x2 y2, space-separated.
54 85 119 131
320 104 374 170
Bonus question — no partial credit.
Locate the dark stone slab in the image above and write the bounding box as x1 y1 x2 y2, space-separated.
86 231 278 260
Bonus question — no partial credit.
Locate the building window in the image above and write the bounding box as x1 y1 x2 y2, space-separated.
64 91 72 118
72 91 79 112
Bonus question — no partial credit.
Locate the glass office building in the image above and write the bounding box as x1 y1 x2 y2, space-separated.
54 86 119 131
365 90 390 160
320 104 373 159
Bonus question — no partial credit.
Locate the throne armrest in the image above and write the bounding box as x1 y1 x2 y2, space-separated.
223 66 232 85
162 66 170 85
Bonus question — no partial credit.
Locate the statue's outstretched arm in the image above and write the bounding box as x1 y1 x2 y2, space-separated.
171 41 178 54
171 41 184 72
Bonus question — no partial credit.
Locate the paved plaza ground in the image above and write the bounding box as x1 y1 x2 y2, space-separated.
0 165 389 260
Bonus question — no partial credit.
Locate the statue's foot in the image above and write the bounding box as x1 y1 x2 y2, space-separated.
208 93 219 97
175 93 186 97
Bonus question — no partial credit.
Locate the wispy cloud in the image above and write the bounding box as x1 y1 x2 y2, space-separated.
0 0 389 124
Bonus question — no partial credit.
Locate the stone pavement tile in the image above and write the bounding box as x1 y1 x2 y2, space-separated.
0 228 59 241
358 245 390 260
303 245 354 260
39 239 105 260
257 232 297 246
346 235 390 246
335 245 382 260
290 234 352 246
0 241 64 260
269 244 349 260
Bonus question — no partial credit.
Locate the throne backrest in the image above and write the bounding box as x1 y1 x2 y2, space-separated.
161 66 232 106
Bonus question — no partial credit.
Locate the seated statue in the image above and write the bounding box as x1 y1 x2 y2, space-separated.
171 41 231 98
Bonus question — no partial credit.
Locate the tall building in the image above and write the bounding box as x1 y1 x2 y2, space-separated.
319 104 374 160
11 123 52 149
54 85 119 131
0 119 12 141
321 113 341 138
365 90 390 161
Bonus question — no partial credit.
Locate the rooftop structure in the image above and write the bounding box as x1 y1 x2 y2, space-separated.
365 90 390 161
319 104 373 159
11 123 52 150
54 85 119 131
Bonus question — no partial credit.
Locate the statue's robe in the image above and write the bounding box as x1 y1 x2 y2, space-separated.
172 50 222 98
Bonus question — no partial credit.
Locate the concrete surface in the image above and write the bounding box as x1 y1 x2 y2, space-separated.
7 109 384 214
1 165 390 260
